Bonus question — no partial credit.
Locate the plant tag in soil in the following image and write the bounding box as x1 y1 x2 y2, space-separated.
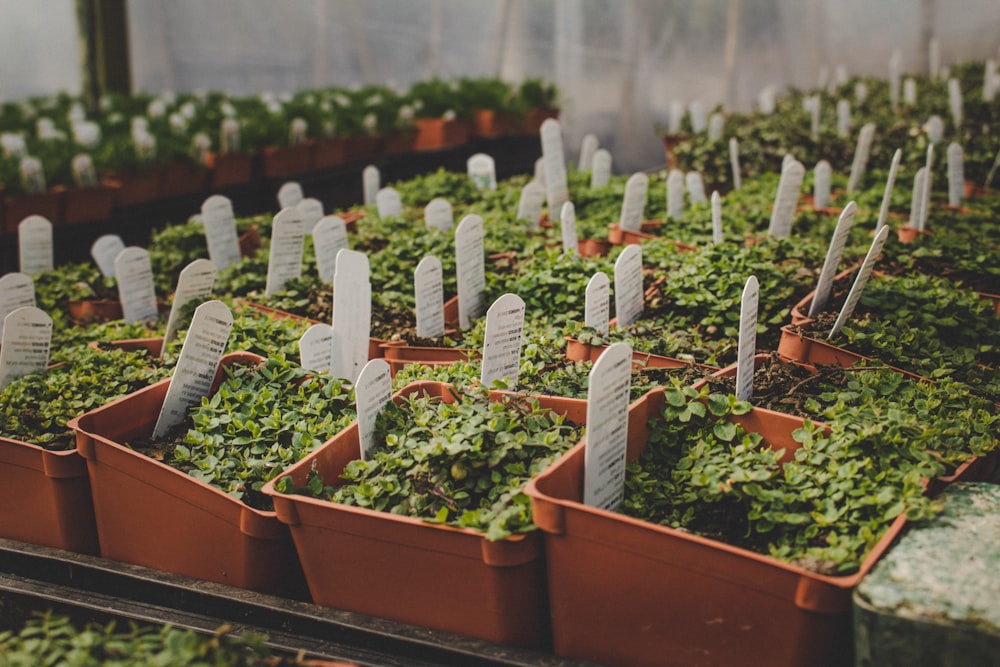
829 226 890 340
376 187 402 219
516 180 546 226
362 165 380 205
534 157 545 187
480 293 526 389
91 234 125 278
847 123 876 193
708 112 724 142
585 271 611 336
985 60 998 102
541 119 569 222
115 247 158 325
729 137 742 190
296 197 325 229
903 78 917 106
579 133 598 172
768 159 804 238
18 215 53 275
947 142 965 208
591 149 612 187
356 358 393 461
201 195 242 271
330 249 371 383
809 202 856 317
560 201 579 256
667 168 685 219
583 341 632 510
467 153 497 191
614 244 644 328
669 100 684 132
265 208 307 296
299 323 334 375
686 171 707 205
836 99 851 138
313 215 349 284
619 172 648 233
414 255 445 339
910 167 928 231
277 181 304 209
424 197 453 232
0 306 51 390
807 95 820 139
153 300 233 439
948 78 963 129
689 99 707 133
920 144 934 230
758 85 776 114
926 115 944 144
456 214 486 330
735 275 759 402
0 273 34 340
875 148 902 231
814 160 832 209
162 258 216 355
711 191 723 243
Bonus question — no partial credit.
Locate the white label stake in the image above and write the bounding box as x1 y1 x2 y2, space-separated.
516 181 546 226
809 202 857 317
313 215 350 284
91 234 125 278
455 214 486 330
947 142 965 208
846 123 876 193
480 293 526 389
619 173 648 233
711 191 723 244
814 160 832 209
330 249 372 383
875 149 902 232
667 169 685 219
467 153 497 191
162 258 216 355
0 274 35 339
541 119 569 221
356 359 394 461
299 323 334 375
277 181 304 209
201 195 242 270
579 133 598 171
729 138 742 190
115 247 159 324
614 245 644 328
362 165 380 206
910 167 928 231
375 187 402 219
583 342 633 510
734 275 759 403
768 159 805 238
686 172 707 205
264 208 307 296
424 198 453 232
560 201 579 256
591 149 612 187
414 256 445 339
585 272 611 336
18 215 53 275
829 227 890 339
0 307 52 390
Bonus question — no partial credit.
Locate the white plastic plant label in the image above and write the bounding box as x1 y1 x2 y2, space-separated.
875 149 902 231
277 181 304 210
910 167 928 231
767 159 804 239
948 78 963 130
91 234 125 278
947 142 965 208
424 197 454 232
534 157 546 186
201 195 242 270
578 133 598 172
903 78 917 106
455 214 486 330
152 300 233 439
711 191 723 244
560 201 579 256
375 187 402 219
18 215 53 275
814 160 832 209
734 275 759 403
467 153 497 191
668 100 684 132
313 215 349 284
920 144 935 231
72 153 98 187
758 84 777 114
689 100 707 133
585 272 611 336
479 293 526 389
614 244 644 328
330 249 372 383
296 197 325 229
115 247 159 325
363 165 380 206
685 172 707 205
0 307 52 390
809 201 857 317
619 172 648 233
541 119 569 222
836 99 850 138
926 115 944 144
729 137 742 190
829 226 890 340
299 322 334 376
808 95 820 139
846 123 876 193
667 169 685 219
264 208 307 296
855 81 868 104
708 112 724 142
516 180 546 226
161 258 216 355
590 149 612 187
356 359 394 461
583 341 633 511
984 60 998 102
0 273 35 340
414 255 445 339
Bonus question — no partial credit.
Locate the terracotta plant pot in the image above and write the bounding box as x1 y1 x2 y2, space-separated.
473 109 517 138
3 189 65 231
383 129 417 154
518 108 560 136
68 352 308 597
262 381 586 649
238 224 263 258
67 299 124 326
159 159 209 199
239 300 387 361
312 137 348 169
576 237 611 257
260 142 316 179
343 135 383 163
206 152 257 189
412 118 473 151
788 265 859 326
564 335 711 372
379 341 478 376
60 182 119 225
0 436 99 554
896 224 933 244
524 387 908 667
89 337 165 358
106 168 161 207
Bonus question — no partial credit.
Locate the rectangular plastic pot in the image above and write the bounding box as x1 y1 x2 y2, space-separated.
524 387 907 667
262 381 588 649
68 352 307 598
260 142 316 179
